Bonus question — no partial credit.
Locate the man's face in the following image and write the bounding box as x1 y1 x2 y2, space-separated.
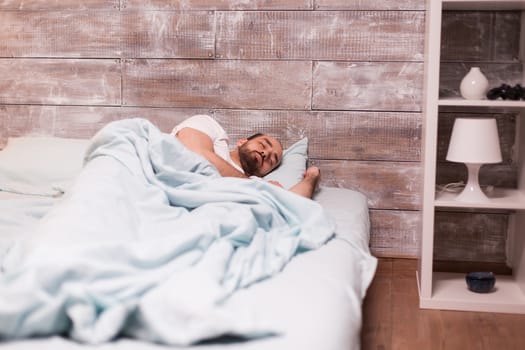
238 135 283 177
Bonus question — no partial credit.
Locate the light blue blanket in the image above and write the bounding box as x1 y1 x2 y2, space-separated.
0 118 335 345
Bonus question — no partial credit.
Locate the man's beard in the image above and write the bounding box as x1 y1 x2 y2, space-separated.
238 146 260 176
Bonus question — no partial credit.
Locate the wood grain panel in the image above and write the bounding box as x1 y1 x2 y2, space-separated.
123 59 312 109
121 0 312 10
0 0 118 10
313 61 423 112
440 63 523 98
119 107 213 133
0 105 212 141
121 11 215 58
369 209 421 257
0 105 120 140
315 0 425 10
0 106 421 162
0 59 121 105
361 261 392 349
310 159 421 210
0 11 216 59
434 211 508 263
216 11 424 61
213 109 422 161
0 11 121 58
433 260 511 274
52 107 203 137
0 105 55 138
370 209 509 270
441 11 521 62
0 112 6 148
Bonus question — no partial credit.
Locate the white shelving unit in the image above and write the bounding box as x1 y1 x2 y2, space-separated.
419 0 525 313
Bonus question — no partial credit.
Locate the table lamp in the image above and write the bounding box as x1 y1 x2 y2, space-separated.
446 117 502 202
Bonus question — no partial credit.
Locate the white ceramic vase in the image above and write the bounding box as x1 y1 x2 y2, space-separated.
460 67 489 100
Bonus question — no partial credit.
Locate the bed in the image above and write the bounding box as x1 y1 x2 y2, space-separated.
0 118 377 350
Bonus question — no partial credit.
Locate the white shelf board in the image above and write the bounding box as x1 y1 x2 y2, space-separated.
435 188 525 209
439 98 525 109
443 0 525 10
420 272 525 314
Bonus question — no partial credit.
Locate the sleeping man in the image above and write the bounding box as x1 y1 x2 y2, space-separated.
172 114 320 198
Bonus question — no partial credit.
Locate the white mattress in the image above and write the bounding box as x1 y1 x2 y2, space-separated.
0 187 377 350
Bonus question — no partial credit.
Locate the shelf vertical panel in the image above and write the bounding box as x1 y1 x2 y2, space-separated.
515 9 525 296
515 104 525 294
521 11 525 81
419 0 443 299
510 212 525 296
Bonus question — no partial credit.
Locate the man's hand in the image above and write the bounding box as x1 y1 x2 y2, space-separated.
288 166 321 199
304 166 321 192
304 166 320 181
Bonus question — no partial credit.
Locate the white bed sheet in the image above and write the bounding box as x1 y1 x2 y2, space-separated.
0 193 59 264
0 186 377 350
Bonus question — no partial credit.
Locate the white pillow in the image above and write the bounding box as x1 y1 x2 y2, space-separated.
0 137 90 196
263 137 308 189
313 186 371 253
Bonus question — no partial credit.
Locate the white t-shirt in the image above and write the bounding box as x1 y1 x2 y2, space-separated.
171 115 244 173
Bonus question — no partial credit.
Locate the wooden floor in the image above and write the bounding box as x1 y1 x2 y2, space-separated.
361 258 525 350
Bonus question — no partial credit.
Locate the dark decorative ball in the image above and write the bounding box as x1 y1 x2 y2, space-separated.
466 272 496 293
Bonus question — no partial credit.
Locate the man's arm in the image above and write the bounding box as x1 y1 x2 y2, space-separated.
288 166 321 199
176 127 247 178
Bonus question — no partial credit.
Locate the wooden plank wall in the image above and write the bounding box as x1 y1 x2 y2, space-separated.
0 1 521 264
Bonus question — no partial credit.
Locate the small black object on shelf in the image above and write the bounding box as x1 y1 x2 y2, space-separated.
466 271 496 293
486 84 525 101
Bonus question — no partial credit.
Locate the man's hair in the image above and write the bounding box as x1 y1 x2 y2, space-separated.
247 133 263 140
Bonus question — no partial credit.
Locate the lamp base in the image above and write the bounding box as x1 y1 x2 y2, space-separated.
455 183 491 203
453 163 491 203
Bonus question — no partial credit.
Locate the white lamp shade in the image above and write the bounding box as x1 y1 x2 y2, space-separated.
446 117 502 164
